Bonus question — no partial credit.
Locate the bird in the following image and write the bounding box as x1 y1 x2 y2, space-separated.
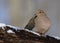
25 9 51 35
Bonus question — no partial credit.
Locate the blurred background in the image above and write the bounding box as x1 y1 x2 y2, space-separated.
0 0 60 37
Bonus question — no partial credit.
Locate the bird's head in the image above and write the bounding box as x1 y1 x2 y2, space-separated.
36 9 46 16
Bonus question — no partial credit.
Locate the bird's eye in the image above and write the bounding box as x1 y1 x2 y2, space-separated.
39 11 42 13
39 11 44 13
38 10 44 13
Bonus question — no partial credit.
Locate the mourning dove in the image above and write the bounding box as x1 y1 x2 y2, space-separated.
25 9 51 35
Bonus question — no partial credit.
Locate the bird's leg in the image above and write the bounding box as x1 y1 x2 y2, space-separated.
40 33 44 36
37 32 44 36
40 33 42 36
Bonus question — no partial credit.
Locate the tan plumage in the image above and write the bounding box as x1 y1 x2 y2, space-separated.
33 9 51 35
25 9 51 35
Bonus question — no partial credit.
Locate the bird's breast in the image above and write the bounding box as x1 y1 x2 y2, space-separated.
34 16 51 33
35 16 51 28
